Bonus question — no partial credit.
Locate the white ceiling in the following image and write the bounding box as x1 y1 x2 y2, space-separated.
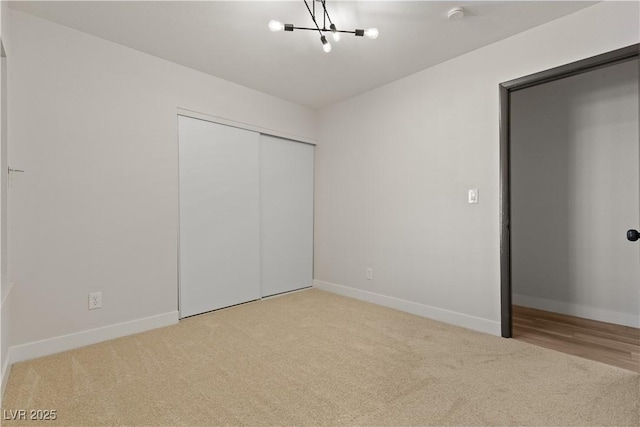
10 1 597 109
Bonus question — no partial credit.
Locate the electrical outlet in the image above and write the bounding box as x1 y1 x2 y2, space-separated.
366 268 374 280
88 292 102 310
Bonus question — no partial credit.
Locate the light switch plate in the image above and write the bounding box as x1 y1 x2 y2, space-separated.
468 189 479 204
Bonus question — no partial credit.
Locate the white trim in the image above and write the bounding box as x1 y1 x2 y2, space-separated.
1 282 13 401
261 286 312 300
1 281 12 308
180 288 313 319
313 280 501 336
9 311 179 364
177 107 317 146
1 356 10 399
513 294 640 328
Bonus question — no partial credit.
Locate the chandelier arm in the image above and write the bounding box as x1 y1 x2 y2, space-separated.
291 26 357 35
322 1 327 29
320 0 334 27
302 0 324 37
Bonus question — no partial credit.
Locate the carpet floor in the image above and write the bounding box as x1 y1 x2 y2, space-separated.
2 289 639 426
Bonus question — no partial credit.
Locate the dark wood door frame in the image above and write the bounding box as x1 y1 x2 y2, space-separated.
499 43 639 338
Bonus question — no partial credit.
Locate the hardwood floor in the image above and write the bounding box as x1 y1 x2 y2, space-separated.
512 305 640 373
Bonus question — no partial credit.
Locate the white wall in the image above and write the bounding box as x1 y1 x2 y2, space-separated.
511 59 639 327
314 1 639 335
0 0 10 401
7 9 316 359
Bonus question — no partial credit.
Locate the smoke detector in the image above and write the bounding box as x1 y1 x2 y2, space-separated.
448 7 465 21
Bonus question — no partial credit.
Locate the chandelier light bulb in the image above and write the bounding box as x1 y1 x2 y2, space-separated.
364 28 379 39
320 36 332 53
268 20 284 32
330 23 340 42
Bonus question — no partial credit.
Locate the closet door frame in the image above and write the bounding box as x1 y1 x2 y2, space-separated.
176 110 316 318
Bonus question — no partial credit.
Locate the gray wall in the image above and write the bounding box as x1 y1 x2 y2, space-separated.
6 9 317 355
314 2 639 336
511 59 640 327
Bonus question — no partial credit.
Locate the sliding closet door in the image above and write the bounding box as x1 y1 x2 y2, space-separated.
179 116 260 317
260 135 314 297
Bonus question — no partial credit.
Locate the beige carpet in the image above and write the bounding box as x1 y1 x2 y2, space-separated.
2 289 639 426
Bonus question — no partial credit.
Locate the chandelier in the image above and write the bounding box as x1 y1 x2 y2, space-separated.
268 0 379 53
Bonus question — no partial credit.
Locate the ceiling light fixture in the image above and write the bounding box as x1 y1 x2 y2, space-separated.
269 0 378 53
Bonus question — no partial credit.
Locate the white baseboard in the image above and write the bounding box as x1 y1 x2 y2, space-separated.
9 311 179 364
1 281 13 308
1 282 14 402
1 356 10 400
313 280 501 336
513 294 639 328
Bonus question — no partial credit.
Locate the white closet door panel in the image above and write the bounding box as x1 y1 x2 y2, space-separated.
260 135 314 297
179 116 260 317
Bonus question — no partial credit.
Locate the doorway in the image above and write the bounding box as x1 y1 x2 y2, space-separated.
499 44 640 371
